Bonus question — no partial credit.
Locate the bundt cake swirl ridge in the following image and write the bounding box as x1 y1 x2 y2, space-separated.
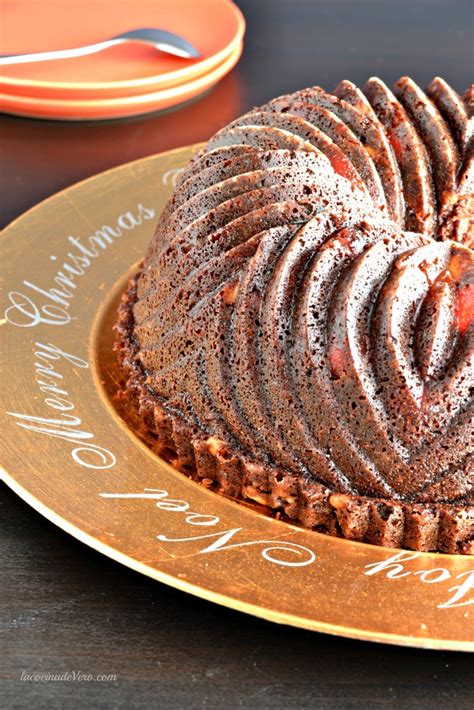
116 75 474 554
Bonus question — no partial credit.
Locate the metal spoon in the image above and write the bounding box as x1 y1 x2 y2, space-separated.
0 28 201 65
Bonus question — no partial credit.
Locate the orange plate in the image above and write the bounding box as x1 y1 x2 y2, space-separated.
0 0 245 99
0 42 242 120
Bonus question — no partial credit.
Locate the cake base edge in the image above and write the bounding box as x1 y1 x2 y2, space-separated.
114 275 474 556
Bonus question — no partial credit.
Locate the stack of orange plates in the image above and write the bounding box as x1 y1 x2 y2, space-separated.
0 0 245 120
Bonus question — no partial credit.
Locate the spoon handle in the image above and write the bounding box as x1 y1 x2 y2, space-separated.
0 40 121 65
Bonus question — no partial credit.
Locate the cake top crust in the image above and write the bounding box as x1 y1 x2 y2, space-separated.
131 75 473 509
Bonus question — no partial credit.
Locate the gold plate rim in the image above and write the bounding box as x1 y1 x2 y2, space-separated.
3 470 472 652
1 146 473 652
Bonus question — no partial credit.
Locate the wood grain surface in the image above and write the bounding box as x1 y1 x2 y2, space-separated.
1 1 473 707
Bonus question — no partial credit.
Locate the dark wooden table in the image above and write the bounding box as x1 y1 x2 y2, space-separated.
1 2 473 707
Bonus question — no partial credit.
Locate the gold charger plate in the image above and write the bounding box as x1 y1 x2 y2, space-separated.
1 146 473 651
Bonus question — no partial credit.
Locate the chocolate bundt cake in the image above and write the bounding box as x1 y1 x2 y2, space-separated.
116 76 474 554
